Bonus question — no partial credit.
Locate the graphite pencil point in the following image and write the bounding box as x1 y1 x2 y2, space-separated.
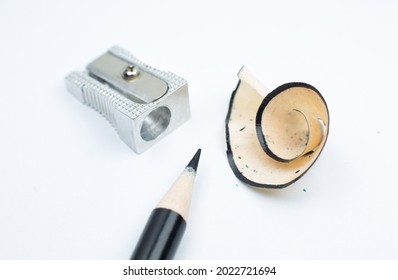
186 149 202 171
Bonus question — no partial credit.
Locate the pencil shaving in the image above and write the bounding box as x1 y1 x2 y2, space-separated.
225 67 329 188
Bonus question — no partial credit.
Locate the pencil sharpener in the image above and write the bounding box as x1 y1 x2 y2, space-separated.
65 46 190 153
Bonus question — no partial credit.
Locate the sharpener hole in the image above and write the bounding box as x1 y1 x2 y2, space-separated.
140 106 171 141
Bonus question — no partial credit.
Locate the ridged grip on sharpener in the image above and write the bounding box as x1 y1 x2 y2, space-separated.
65 71 124 126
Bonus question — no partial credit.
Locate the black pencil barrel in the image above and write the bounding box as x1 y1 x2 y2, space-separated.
131 208 186 260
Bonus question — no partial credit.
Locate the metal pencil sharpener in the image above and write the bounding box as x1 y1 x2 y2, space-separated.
65 46 190 153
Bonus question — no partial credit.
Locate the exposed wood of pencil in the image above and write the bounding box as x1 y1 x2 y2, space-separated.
156 149 201 222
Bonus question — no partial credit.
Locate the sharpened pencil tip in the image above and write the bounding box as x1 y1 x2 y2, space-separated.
186 149 201 171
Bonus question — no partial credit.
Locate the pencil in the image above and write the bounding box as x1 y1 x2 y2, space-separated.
130 149 202 260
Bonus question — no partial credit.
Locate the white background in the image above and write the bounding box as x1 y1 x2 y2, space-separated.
0 0 397 259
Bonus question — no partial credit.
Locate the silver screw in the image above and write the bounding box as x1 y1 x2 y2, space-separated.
122 65 140 80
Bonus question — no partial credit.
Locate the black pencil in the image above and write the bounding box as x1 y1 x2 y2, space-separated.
130 149 202 260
